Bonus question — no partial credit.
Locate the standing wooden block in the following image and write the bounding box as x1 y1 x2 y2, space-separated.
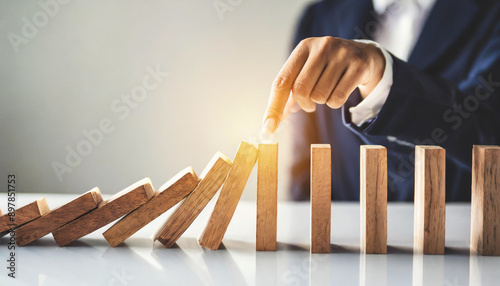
103 167 199 247
155 152 232 248
360 145 387 254
0 198 50 233
199 141 259 250
414 146 446 255
256 143 278 251
16 189 103 246
471 145 500 256
310 144 331 253
52 178 155 246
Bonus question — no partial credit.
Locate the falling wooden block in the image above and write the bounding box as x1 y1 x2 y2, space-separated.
256 143 278 251
310 144 331 253
360 145 387 254
0 198 50 233
103 167 199 247
155 152 232 248
414 146 446 255
199 141 258 250
16 189 102 246
471 145 500 256
52 178 155 246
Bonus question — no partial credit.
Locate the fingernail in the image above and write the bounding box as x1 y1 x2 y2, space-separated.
262 118 276 135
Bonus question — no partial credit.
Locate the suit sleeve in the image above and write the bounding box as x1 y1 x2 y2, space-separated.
343 19 500 170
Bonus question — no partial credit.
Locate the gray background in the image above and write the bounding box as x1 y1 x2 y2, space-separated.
0 0 315 200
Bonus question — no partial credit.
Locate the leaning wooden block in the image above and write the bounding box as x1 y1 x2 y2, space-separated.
360 145 387 254
199 141 258 250
311 144 331 253
155 152 232 248
52 178 155 246
0 198 50 233
471 145 500 256
256 143 278 251
16 189 103 246
103 167 199 247
414 146 446 255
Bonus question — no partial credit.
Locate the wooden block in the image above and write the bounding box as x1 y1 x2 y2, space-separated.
52 178 155 246
16 189 102 246
360 145 387 254
199 141 259 250
155 152 232 248
310 144 331 253
256 143 278 251
0 198 50 233
471 145 500 256
103 167 199 247
414 146 446 255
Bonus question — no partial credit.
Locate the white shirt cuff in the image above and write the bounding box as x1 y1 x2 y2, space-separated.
349 39 394 127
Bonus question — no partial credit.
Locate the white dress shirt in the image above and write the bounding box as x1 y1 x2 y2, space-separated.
349 0 436 126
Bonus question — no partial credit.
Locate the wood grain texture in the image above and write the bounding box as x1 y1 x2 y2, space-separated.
0 198 50 233
414 146 446 255
16 189 103 246
103 167 199 247
311 144 331 253
256 143 278 251
52 178 155 246
199 141 258 250
471 145 500 256
155 152 232 248
360 145 387 254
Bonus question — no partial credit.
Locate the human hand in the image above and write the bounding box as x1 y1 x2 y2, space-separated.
262 36 385 134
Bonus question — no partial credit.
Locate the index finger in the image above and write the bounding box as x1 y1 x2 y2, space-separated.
262 44 309 135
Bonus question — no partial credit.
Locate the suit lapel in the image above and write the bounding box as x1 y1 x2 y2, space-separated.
329 0 479 70
408 0 479 70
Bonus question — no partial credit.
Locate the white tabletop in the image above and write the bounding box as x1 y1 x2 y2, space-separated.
1 193 499 286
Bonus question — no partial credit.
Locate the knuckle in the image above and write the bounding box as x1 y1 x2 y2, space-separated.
321 36 340 51
310 89 329 104
320 36 334 46
272 75 291 90
316 37 334 56
292 81 309 95
323 36 338 45
297 38 311 49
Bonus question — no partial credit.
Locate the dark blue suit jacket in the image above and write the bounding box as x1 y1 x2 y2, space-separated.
290 0 500 201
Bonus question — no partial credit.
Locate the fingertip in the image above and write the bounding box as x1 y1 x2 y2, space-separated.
303 103 317 113
262 117 277 135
